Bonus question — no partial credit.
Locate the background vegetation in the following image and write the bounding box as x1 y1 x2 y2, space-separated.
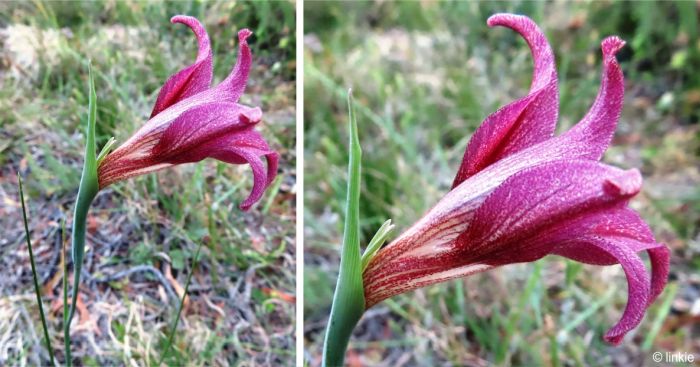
304 1 699 366
0 0 295 365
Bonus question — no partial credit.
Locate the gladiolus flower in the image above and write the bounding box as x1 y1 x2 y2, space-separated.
97 15 278 210
362 13 670 345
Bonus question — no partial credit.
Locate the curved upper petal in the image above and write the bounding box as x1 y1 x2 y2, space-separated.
560 36 626 160
207 29 253 104
150 15 213 118
452 14 558 187
446 36 627 218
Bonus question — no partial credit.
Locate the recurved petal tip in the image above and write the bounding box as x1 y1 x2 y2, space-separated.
595 240 650 346
238 151 278 211
170 15 211 57
602 36 626 58
170 14 190 24
238 28 253 43
452 12 558 187
240 106 263 125
486 13 521 27
150 14 213 118
603 168 642 198
604 333 625 345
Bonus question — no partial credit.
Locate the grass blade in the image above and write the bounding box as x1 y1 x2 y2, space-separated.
18 172 55 365
558 286 616 338
62 219 71 365
642 282 678 350
158 240 204 366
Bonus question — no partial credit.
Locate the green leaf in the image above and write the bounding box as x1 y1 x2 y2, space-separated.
322 89 366 367
360 219 395 272
96 136 116 166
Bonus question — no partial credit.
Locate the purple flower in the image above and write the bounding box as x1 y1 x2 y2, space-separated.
98 15 278 210
363 13 670 345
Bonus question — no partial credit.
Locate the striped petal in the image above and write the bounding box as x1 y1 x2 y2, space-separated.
457 160 642 261
152 101 262 160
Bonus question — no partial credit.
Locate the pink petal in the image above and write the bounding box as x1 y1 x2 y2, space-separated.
554 239 669 310
152 101 262 160
457 160 642 261
527 213 657 345
452 14 558 187
208 29 253 104
645 246 670 305
561 36 625 160
457 162 665 345
212 146 278 211
170 128 278 210
539 207 668 307
578 237 650 345
548 208 656 250
150 15 213 118
447 36 626 208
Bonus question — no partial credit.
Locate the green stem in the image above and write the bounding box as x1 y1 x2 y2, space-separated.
18 173 56 366
322 90 366 367
67 61 99 366
68 183 97 325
